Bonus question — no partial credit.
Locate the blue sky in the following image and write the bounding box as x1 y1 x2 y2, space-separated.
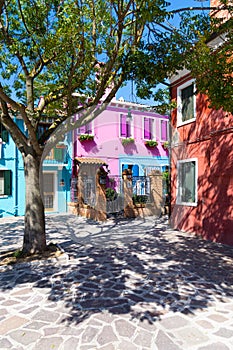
117 0 211 104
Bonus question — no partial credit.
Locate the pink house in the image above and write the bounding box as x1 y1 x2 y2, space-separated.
73 97 169 178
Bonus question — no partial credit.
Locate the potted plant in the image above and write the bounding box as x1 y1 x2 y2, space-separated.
162 141 169 150
121 137 134 146
105 188 118 201
145 140 158 148
78 134 94 142
132 194 148 207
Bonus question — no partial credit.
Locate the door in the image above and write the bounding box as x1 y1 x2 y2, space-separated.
43 172 56 212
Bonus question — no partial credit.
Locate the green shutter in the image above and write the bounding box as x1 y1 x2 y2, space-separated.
54 148 63 162
4 170 12 195
0 123 9 143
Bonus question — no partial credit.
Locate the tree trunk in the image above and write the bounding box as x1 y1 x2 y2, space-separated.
22 152 46 254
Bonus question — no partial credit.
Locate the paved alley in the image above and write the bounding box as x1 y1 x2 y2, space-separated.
0 214 233 349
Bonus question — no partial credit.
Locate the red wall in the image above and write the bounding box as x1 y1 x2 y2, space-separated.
170 74 233 245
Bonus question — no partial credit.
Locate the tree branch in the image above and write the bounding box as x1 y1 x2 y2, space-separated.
0 98 28 152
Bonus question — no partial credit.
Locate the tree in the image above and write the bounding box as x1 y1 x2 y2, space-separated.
185 15 233 113
0 0 228 255
0 0 172 254
129 1 233 113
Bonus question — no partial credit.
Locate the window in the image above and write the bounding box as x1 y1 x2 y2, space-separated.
143 117 155 140
0 123 9 143
160 119 169 141
37 123 49 139
177 80 196 126
0 170 12 196
77 120 93 135
120 114 133 138
177 159 197 206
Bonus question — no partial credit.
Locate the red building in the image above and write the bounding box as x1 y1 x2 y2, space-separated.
169 0 233 246
170 67 233 245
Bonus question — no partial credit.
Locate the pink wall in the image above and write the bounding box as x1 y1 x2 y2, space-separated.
74 103 169 175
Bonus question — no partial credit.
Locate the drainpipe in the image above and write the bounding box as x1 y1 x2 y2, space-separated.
14 117 19 216
168 84 172 224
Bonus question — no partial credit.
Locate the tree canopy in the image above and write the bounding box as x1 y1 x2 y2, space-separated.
129 1 233 113
0 0 231 254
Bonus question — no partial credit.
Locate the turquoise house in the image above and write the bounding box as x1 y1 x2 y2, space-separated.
0 118 72 218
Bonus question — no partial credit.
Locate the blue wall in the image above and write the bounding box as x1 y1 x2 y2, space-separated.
0 119 25 217
0 122 72 218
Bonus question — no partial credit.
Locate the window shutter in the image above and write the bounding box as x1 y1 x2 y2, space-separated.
0 123 9 143
4 170 12 195
161 120 168 141
54 148 63 162
120 114 127 137
85 122 92 134
78 125 86 134
144 118 151 139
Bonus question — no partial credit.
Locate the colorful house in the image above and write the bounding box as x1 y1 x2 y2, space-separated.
0 118 25 217
0 116 72 218
170 69 233 245
169 0 233 246
73 97 169 178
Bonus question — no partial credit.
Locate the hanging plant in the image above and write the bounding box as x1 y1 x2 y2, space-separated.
79 134 94 142
145 140 158 148
162 141 169 150
121 137 134 146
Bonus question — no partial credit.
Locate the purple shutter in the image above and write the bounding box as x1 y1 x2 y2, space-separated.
120 114 127 137
161 120 168 141
126 119 131 137
85 122 92 134
144 118 150 139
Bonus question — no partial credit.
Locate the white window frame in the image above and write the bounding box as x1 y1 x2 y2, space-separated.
176 158 198 207
177 79 196 127
142 116 156 141
160 119 169 142
119 113 134 139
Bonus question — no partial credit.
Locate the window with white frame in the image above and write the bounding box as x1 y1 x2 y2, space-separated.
120 113 133 138
143 117 156 140
177 80 196 126
0 170 12 196
160 119 169 141
177 159 197 206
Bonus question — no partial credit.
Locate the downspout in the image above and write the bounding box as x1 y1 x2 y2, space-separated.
168 84 172 224
14 117 18 216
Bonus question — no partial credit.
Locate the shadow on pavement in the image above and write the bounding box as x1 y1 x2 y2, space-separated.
0 214 233 326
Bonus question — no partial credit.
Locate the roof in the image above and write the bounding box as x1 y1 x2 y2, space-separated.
75 157 107 166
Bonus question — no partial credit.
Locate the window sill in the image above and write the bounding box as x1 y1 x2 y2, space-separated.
177 118 196 128
0 195 9 198
176 201 198 207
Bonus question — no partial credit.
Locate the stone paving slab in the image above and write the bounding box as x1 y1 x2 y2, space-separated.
0 214 233 349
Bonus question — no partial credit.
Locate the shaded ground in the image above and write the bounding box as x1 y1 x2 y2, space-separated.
0 214 233 349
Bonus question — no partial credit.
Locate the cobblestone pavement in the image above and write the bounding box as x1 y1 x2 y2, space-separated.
0 214 233 350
